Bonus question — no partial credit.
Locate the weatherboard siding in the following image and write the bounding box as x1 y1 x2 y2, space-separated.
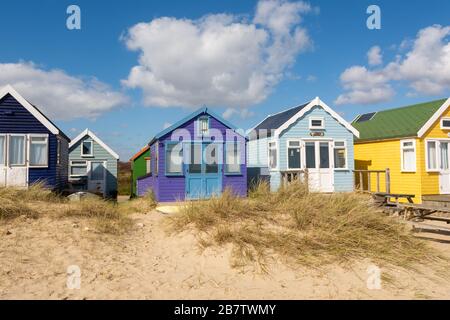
0 93 68 190
69 135 118 197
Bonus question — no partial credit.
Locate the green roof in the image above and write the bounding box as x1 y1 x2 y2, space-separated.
352 99 447 142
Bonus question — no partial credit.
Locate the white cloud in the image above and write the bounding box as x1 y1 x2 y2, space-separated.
336 25 450 105
122 0 314 111
367 46 382 66
163 122 172 129
222 108 255 120
0 62 128 121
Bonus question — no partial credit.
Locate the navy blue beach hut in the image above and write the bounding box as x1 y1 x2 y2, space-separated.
0 85 70 189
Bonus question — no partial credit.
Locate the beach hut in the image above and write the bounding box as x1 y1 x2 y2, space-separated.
0 85 70 189
130 145 150 197
352 98 450 204
68 129 119 198
247 97 359 192
137 107 247 202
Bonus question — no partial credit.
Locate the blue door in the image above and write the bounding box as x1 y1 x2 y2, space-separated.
185 142 222 200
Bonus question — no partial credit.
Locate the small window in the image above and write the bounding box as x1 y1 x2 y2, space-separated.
287 141 301 169
305 142 316 169
145 158 151 174
198 116 209 136
166 143 183 175
70 160 88 176
309 117 324 129
441 118 450 130
81 141 93 157
29 135 49 167
154 145 159 176
401 140 416 172
334 141 347 169
225 141 241 174
427 140 438 171
268 141 277 170
0 135 5 166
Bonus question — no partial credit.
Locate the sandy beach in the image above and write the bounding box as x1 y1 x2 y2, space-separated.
1 209 450 300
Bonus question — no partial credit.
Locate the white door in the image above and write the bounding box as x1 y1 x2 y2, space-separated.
6 135 27 187
304 141 334 192
439 141 450 194
88 161 106 195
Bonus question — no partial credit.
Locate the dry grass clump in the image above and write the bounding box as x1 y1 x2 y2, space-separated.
170 181 442 270
0 182 61 203
0 198 38 220
64 198 132 234
121 191 157 214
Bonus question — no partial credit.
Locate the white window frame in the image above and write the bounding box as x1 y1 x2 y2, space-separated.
81 140 94 157
0 134 6 167
8 134 27 167
399 139 416 172
197 116 210 137
425 139 440 172
333 140 348 170
28 134 49 168
70 160 88 177
286 139 302 170
309 117 325 130
441 117 450 130
268 140 278 171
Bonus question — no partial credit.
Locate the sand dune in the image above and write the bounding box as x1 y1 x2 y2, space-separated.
1 211 450 300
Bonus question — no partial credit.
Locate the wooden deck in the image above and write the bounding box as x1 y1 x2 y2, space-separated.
422 195 450 209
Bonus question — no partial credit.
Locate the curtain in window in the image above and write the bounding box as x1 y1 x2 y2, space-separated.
167 144 183 174
334 148 346 168
269 144 277 169
30 138 48 166
0 136 5 165
403 149 415 171
9 136 25 165
428 141 437 169
441 142 449 170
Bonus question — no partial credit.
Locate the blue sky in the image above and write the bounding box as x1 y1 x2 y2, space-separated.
0 0 449 159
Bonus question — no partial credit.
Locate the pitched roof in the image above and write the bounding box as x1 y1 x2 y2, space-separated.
253 102 310 131
249 97 359 138
0 84 69 140
69 129 119 159
149 107 244 145
130 145 150 162
352 99 448 142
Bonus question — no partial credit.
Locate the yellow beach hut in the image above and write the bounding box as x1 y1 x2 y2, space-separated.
352 98 450 204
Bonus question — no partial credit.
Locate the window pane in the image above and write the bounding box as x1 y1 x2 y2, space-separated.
441 143 449 170
189 144 202 173
288 146 301 169
91 162 105 180
269 146 277 169
72 161 87 165
0 136 5 165
71 166 87 175
320 142 330 168
403 141 413 147
428 141 437 169
403 149 415 171
82 141 92 155
204 143 218 173
305 142 315 168
311 119 323 127
334 141 345 147
443 120 450 128
334 148 346 169
226 142 240 173
146 159 151 174
30 137 48 166
289 141 300 147
166 143 183 174
9 136 25 165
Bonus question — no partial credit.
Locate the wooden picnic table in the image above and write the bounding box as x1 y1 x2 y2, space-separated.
374 192 415 206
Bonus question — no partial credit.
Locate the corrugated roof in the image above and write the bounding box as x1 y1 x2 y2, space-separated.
254 102 310 131
352 99 447 142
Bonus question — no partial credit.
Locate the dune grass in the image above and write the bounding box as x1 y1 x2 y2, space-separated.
169 181 444 271
0 183 133 234
121 190 157 214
